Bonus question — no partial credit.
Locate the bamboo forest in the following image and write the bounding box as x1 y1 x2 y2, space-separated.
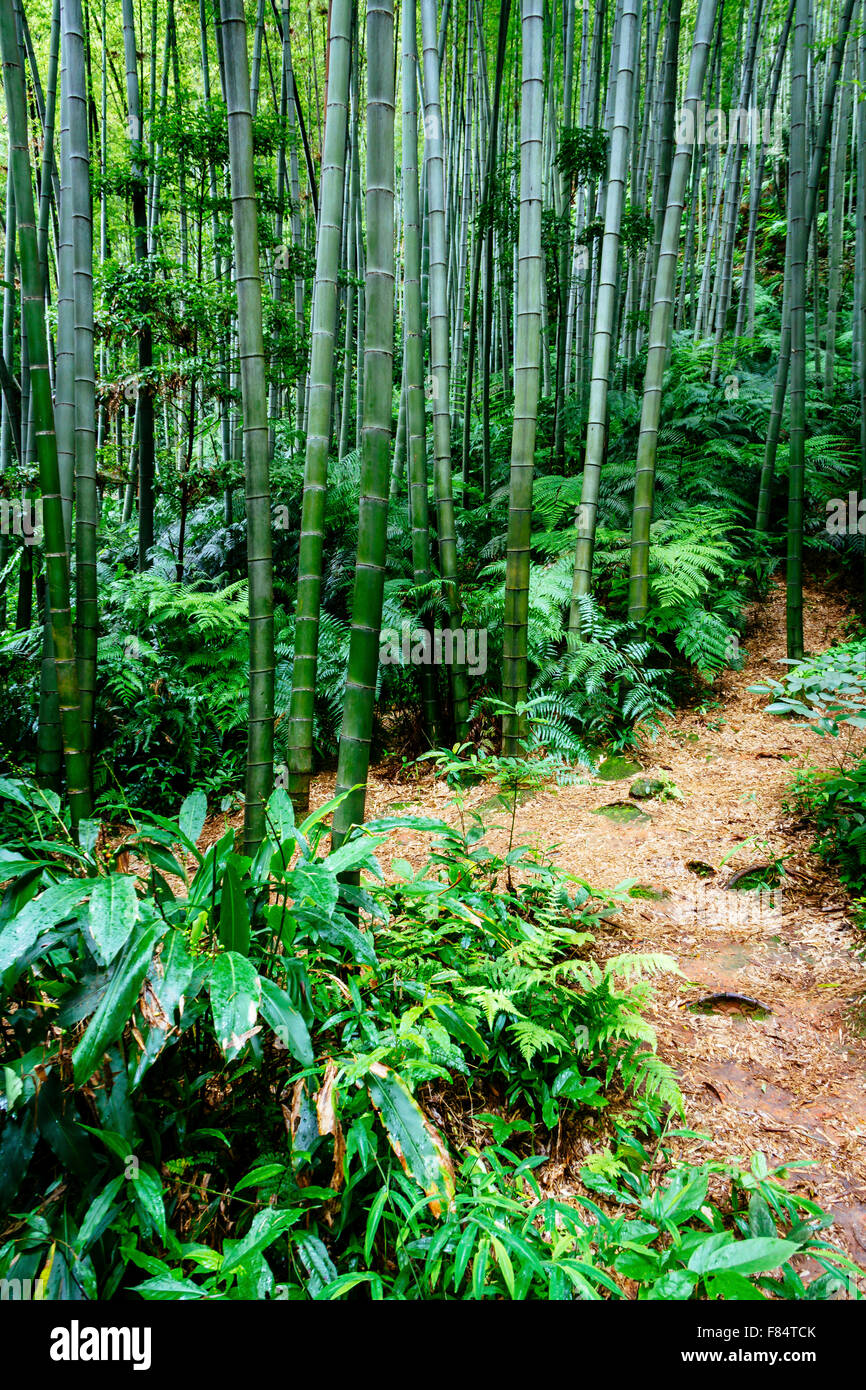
4 0 866 1325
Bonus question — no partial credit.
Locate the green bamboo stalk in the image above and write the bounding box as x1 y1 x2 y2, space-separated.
756 0 857 530
627 0 718 624
121 0 155 570
64 0 97 767
502 0 544 753
285 0 353 814
332 0 396 849
220 0 275 855
421 0 469 738
402 0 440 740
858 0 866 609
0 0 90 824
568 0 640 633
823 39 853 398
34 0 62 786
786 0 807 661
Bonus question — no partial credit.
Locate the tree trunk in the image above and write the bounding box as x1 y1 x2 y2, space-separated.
286 0 353 813
220 0 275 854
502 0 544 753
332 0 396 849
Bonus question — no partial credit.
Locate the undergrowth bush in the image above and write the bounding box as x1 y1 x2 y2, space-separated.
0 775 858 1300
754 641 866 891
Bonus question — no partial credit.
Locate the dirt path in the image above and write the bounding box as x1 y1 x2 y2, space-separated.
298 576 866 1262
196 575 866 1263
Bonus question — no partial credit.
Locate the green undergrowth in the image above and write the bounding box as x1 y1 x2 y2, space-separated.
0 774 859 1300
754 639 866 894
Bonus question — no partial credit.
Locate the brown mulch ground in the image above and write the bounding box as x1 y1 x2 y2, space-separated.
191 573 866 1268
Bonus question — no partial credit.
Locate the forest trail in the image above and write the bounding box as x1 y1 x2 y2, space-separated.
196 575 866 1263
299 575 866 1263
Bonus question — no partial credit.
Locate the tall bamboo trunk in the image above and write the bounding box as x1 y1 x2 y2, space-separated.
421 0 469 739
568 0 640 632
332 0 396 849
628 0 718 623
63 0 97 773
286 0 353 813
0 0 91 825
220 0 275 854
786 0 808 660
121 0 155 569
502 0 545 753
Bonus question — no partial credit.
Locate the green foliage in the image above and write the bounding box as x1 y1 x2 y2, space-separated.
3 774 852 1301
535 595 675 744
555 126 609 190
760 641 866 891
750 640 866 750
786 761 866 894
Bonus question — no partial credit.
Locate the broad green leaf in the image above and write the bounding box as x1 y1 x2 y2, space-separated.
805 1271 848 1300
130 1162 167 1242
298 789 353 836
75 1175 126 1254
3 1066 22 1111
689 1235 800 1276
365 1063 455 1217
209 951 261 1060
232 1164 286 1195
0 854 57 880
704 1271 768 1300
132 929 196 1086
137 840 189 884
319 1272 382 1299
647 1269 698 1299
179 789 208 849
78 819 101 857
188 827 235 907
35 1070 93 1178
645 1167 709 1224
150 928 195 1021
287 861 338 919
430 1003 489 1058
0 879 91 974
265 787 295 842
133 1275 205 1299
293 1230 338 1296
73 918 166 1085
259 976 313 1066
218 863 250 955
614 1248 660 1281
314 916 378 968
0 1107 38 1212
364 1184 389 1264
221 1208 299 1276
78 1124 133 1164
748 1192 778 1239
322 832 388 876
0 776 32 807
490 1236 515 1297
88 874 139 965
364 815 451 834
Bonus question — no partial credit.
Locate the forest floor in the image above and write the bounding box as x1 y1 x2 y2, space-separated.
201 574 866 1268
